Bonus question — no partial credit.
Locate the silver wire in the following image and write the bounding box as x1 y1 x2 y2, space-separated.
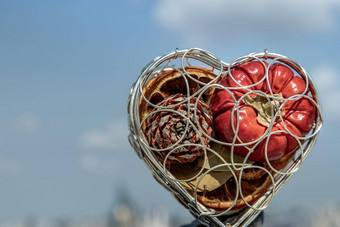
127 48 323 227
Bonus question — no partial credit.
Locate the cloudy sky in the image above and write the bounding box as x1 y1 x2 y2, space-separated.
1 0 340 224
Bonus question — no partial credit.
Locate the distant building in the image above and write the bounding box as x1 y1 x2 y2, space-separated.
107 185 172 227
312 203 340 227
107 186 138 227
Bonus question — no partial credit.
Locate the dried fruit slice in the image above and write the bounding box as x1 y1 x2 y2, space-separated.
197 170 271 212
139 67 217 122
195 153 293 212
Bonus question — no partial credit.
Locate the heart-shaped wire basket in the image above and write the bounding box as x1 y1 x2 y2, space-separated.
127 48 323 226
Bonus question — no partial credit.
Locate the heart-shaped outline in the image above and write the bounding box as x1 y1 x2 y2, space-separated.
127 48 323 227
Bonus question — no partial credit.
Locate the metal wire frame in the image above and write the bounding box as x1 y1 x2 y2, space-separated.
127 48 323 227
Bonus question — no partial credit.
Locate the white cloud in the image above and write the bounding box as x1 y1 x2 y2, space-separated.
312 64 340 122
79 120 129 150
79 119 130 174
79 153 118 174
153 0 340 44
313 65 338 89
312 203 340 227
12 115 40 133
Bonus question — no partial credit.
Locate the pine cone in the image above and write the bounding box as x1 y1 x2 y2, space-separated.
144 94 213 164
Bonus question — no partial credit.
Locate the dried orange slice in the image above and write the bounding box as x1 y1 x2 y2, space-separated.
139 66 217 122
195 153 294 213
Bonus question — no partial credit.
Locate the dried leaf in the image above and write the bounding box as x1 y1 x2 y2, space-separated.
170 163 233 192
243 93 283 127
169 143 254 192
198 142 254 171
182 170 233 192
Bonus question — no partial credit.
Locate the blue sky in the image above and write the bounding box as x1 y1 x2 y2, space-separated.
1 0 340 223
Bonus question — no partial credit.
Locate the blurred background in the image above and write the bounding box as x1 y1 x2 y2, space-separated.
1 0 340 226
